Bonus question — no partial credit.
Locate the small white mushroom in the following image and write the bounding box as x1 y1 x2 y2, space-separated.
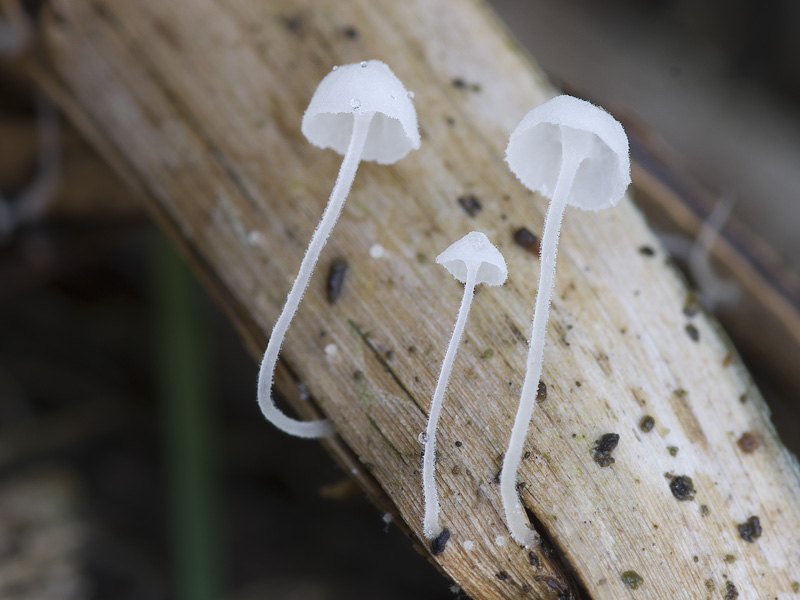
501 95 630 546
256 60 419 438
423 231 507 539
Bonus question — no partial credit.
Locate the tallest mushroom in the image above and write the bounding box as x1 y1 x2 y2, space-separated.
257 61 420 438
501 95 631 546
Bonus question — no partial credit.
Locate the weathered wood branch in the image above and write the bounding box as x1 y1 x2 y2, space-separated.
16 0 800 598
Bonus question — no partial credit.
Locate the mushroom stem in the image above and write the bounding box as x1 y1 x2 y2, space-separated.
256 111 374 438
423 263 478 539
501 133 585 547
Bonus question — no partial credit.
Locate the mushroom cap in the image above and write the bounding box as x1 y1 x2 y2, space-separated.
505 95 630 211
301 60 421 165
436 231 508 286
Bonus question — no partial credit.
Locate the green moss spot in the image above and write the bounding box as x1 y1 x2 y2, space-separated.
667 445 679 456
791 581 799 593
481 348 495 359
621 570 643 590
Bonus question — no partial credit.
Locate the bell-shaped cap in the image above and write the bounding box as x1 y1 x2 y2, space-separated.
301 60 420 164
436 231 508 286
505 95 630 211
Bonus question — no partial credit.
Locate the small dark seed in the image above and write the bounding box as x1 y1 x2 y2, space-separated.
528 551 541 568
640 415 655 433
496 571 509 581
536 380 547 402
457 194 482 217
514 227 540 255
430 528 451 555
353 370 364 380
737 515 762 542
455 441 462 447
685 323 700 342
342 25 358 39
452 77 466 89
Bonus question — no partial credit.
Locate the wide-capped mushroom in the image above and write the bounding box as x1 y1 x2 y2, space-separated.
501 95 630 546
257 61 420 438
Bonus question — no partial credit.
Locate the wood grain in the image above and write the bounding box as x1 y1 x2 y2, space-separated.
18 0 800 598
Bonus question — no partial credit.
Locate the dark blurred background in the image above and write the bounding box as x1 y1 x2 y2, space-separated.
1 1 799 599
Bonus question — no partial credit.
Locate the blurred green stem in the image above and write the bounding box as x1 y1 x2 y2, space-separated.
152 233 221 600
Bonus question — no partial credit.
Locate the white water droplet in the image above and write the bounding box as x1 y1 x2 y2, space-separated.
332 65 339 71
462 540 475 551
325 343 338 357
369 243 385 259
417 431 428 444
407 90 415 99
494 536 506 546
360 60 367 67
350 98 361 109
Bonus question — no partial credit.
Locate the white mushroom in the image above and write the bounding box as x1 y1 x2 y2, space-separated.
423 231 507 539
501 95 630 546
256 60 420 438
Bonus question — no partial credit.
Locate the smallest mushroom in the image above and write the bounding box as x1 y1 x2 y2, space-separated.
422 231 507 539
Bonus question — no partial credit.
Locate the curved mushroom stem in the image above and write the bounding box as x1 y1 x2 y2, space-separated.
423 263 478 538
501 129 586 546
257 111 374 438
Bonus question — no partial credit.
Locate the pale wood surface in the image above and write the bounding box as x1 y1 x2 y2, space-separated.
19 0 800 598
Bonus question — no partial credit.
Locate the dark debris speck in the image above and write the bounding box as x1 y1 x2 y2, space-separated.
737 515 762 543
326 257 349 303
639 415 655 433
638 245 655 257
724 580 739 600
669 474 695 501
685 323 700 342
495 571 509 581
621 570 644 590
514 227 540 255
683 292 702 317
737 431 760 453
457 194 482 217
537 380 547 402
342 25 358 39
430 528 451 555
592 433 620 467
